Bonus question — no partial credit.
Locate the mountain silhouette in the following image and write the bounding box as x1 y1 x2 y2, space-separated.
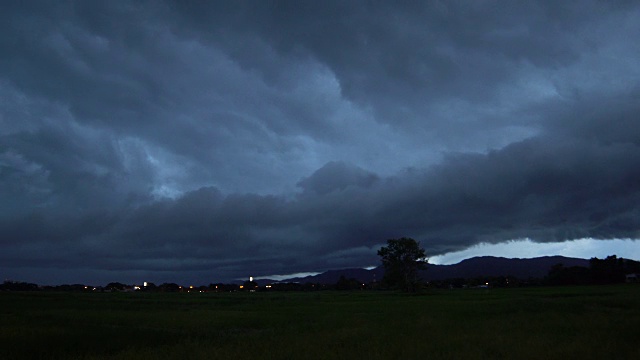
257 256 589 285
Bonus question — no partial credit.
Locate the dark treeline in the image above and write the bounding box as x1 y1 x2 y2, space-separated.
427 275 540 289
429 255 640 289
546 255 640 286
0 280 334 293
2 255 639 292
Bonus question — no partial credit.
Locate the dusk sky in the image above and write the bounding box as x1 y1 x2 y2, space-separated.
2 1 640 285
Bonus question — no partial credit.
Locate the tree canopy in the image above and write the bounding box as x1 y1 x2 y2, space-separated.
377 237 427 292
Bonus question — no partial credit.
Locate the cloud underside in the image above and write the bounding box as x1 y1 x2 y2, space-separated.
3 126 639 282
1 1 639 283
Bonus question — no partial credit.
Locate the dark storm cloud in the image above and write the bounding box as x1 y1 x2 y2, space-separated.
167 1 615 126
1 1 639 284
297 161 379 195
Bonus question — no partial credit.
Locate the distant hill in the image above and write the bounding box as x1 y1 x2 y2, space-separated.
422 256 589 280
256 256 590 285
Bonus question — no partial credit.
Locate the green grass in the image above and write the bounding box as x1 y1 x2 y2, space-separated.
1 285 639 359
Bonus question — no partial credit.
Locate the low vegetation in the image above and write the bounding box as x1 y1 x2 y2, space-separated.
2 285 639 359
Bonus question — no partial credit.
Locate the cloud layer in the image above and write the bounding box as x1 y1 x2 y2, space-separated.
1 1 639 284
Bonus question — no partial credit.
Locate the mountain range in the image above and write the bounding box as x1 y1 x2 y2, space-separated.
255 256 590 285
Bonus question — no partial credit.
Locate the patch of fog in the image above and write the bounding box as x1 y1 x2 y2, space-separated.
252 271 320 281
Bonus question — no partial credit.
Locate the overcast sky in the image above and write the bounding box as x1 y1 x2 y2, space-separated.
2 1 640 285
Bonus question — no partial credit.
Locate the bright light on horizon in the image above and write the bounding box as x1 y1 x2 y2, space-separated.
429 238 640 265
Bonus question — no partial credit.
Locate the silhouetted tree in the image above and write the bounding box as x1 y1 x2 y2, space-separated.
377 237 427 292
546 255 640 285
547 263 590 285
590 255 626 284
624 258 640 277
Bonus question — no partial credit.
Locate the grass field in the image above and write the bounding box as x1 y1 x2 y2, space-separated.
1 285 639 359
